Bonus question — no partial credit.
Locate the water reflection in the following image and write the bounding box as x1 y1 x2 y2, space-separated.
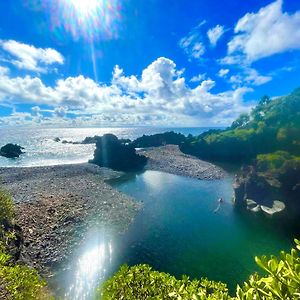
65 235 113 300
58 170 294 298
142 170 180 191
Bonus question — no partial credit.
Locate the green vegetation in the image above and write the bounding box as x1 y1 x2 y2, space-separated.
256 151 300 172
180 88 300 161
0 189 49 300
0 189 16 247
99 265 229 300
180 88 300 207
0 188 15 225
99 240 300 299
0 243 47 300
131 131 186 148
249 151 300 200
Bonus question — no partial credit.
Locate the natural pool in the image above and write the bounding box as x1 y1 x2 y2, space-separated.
62 170 294 299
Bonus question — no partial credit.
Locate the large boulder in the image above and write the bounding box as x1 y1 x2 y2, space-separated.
233 165 287 216
233 166 276 207
0 144 24 158
90 134 147 171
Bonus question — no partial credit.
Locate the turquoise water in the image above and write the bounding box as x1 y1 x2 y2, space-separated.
62 170 295 299
111 171 293 290
1 126 294 297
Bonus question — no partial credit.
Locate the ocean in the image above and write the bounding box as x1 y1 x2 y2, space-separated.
0 126 294 299
0 127 212 167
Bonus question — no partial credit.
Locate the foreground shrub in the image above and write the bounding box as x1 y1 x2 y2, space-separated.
0 189 50 299
99 264 230 300
0 189 15 225
0 243 48 300
236 239 300 299
99 240 300 300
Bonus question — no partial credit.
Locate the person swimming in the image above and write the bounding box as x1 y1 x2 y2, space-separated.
214 198 224 213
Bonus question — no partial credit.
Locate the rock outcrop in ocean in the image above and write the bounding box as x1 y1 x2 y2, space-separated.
90 134 147 171
0 144 24 158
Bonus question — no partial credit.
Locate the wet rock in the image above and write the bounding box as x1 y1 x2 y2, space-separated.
251 205 261 213
90 134 147 171
233 166 277 207
261 201 285 216
246 199 258 210
0 144 25 158
234 167 287 216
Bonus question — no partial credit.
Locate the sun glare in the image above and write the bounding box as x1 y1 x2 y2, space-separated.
69 0 101 16
49 0 122 41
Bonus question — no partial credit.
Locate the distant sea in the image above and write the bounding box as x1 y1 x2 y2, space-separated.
0 127 219 167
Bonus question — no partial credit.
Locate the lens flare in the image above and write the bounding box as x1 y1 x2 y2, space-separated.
66 238 113 299
68 0 100 14
50 0 122 41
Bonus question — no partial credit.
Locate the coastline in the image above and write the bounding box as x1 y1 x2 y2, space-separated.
0 146 226 281
0 163 142 279
139 145 226 180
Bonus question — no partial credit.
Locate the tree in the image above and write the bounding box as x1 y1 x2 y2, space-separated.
231 114 250 129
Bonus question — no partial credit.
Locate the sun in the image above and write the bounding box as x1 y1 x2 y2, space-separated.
52 0 122 41
68 0 102 16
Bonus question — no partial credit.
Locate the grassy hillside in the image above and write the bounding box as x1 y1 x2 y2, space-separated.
180 88 300 161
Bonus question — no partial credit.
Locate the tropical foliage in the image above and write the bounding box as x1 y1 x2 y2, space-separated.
131 131 186 148
180 88 300 161
0 243 47 300
0 189 49 300
98 264 230 300
0 189 15 225
256 151 300 172
99 240 300 300
237 239 300 299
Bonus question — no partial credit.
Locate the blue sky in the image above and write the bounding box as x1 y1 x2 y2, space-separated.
0 0 300 127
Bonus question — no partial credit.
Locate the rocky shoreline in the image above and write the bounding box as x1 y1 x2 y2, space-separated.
139 145 225 180
0 146 226 283
0 163 142 279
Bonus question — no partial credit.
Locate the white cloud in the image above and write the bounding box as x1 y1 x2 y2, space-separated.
0 66 9 76
0 57 254 126
218 69 229 77
229 67 272 87
207 25 225 46
244 68 272 85
0 40 64 73
54 106 68 118
31 106 41 116
228 0 300 62
191 42 206 58
190 73 206 82
179 21 206 60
